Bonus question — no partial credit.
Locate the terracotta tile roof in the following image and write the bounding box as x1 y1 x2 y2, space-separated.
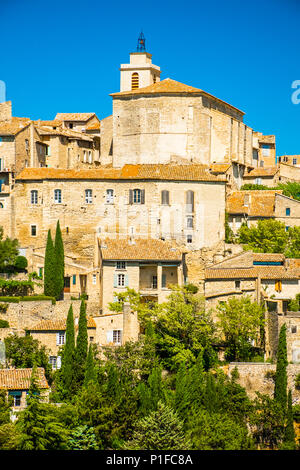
209 163 231 173
86 122 100 130
100 238 182 261
226 190 283 217
243 167 279 177
111 78 244 114
0 368 49 390
252 253 285 262
29 317 96 331
55 113 95 122
33 120 62 128
205 266 300 280
35 126 94 141
0 120 30 136
16 164 226 182
111 78 203 97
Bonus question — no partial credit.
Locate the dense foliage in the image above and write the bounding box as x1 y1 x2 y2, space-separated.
0 286 298 451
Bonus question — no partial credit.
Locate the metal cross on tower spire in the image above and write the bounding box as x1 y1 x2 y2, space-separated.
137 31 146 52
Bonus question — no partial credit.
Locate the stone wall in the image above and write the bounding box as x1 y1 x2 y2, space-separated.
0 102 12 121
227 362 300 403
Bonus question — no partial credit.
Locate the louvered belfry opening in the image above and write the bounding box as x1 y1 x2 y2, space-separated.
131 72 139 90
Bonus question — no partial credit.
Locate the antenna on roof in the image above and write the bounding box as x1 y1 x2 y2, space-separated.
137 31 146 52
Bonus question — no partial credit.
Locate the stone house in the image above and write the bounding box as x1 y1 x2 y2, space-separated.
9 164 226 258
278 154 300 167
99 237 184 314
54 113 100 134
0 367 49 411
204 251 300 313
242 167 280 187
226 190 300 233
28 317 97 369
252 132 276 167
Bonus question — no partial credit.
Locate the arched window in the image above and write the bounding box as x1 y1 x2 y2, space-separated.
54 189 62 204
131 73 139 90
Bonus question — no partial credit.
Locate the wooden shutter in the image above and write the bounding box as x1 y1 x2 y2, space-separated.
113 274 118 288
107 330 113 343
125 274 129 287
141 189 145 204
129 189 133 205
186 190 194 212
161 190 169 205
57 356 62 369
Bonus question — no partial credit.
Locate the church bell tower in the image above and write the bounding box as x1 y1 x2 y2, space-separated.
119 32 161 92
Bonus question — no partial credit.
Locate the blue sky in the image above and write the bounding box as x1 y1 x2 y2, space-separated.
1 0 300 155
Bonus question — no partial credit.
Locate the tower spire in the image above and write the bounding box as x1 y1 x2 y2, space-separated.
137 31 146 52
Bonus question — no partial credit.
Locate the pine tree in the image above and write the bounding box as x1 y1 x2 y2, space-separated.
61 304 75 394
44 230 56 297
74 301 88 388
274 324 288 409
84 345 97 387
54 220 64 300
123 401 191 450
174 362 191 420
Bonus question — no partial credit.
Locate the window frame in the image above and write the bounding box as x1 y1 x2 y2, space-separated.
117 273 125 287
106 189 114 204
113 329 122 344
116 261 126 270
85 189 93 204
30 189 38 205
30 224 37 237
54 189 62 204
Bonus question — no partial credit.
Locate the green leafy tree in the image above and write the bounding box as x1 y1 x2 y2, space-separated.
277 181 300 201
217 296 265 361
154 286 217 370
67 425 99 450
54 220 64 300
14 255 28 271
4 334 52 382
274 324 288 409
123 401 191 450
43 229 57 298
285 226 300 258
250 392 285 449
187 409 254 450
237 219 289 254
0 227 19 271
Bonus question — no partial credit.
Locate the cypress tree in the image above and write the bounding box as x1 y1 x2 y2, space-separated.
274 324 288 409
282 389 296 449
54 220 64 300
61 304 75 394
84 344 97 387
44 230 56 298
74 301 88 388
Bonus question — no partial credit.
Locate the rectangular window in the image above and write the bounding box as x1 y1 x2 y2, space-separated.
49 356 57 369
113 330 122 344
162 273 167 288
106 189 114 204
186 191 194 213
235 280 241 290
31 225 37 236
56 332 65 345
38 267 43 278
116 261 126 270
117 273 125 287
54 189 62 204
286 208 291 216
293 158 297 165
129 189 145 204
85 189 93 204
292 326 297 333
72 274 76 285
30 190 38 204
152 275 158 289
161 190 170 205
92 274 97 285
187 235 192 243
187 216 193 228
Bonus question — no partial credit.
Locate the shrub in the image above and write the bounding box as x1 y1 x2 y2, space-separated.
14 256 28 271
0 319 9 328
